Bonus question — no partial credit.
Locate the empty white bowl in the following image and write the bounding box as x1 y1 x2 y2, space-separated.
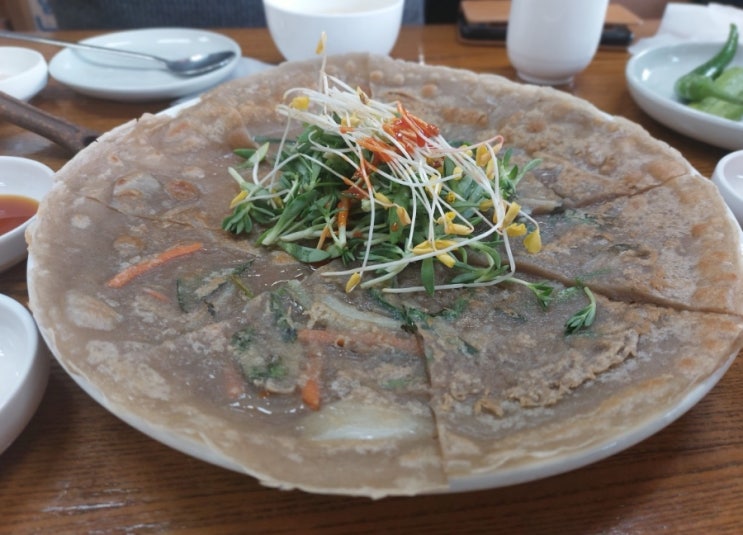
0 46 48 101
263 0 404 61
0 156 54 273
0 293 49 454
712 150 743 226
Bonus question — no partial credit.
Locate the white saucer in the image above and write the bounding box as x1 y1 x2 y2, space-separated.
0 294 49 454
626 42 743 151
48 28 242 102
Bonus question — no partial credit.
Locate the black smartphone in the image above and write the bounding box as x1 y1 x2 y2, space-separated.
457 14 634 47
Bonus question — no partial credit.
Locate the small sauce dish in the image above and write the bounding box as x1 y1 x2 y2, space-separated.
0 293 49 454
711 150 743 225
0 46 48 101
0 156 54 273
263 0 404 62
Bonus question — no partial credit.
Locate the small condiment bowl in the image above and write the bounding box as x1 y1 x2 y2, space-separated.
0 156 54 273
0 46 48 101
263 0 404 62
0 293 49 454
711 150 743 225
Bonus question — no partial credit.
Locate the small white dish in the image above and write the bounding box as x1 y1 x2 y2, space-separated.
0 156 54 273
263 0 403 62
0 46 48 101
0 293 49 455
48 28 241 102
626 42 743 151
712 150 743 225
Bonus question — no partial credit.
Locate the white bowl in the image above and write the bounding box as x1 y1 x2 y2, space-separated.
263 0 404 61
712 150 743 225
0 156 54 273
0 293 49 454
0 46 48 101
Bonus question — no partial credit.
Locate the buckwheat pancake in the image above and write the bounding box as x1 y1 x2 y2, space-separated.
26 54 743 497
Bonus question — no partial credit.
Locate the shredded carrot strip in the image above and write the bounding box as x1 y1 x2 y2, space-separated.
302 377 321 410
356 156 374 194
358 137 394 163
222 360 245 401
141 287 170 302
339 176 368 198
301 356 322 410
106 242 203 288
336 196 351 229
316 225 331 249
397 101 440 141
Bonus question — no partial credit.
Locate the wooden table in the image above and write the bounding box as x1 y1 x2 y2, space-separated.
1 25 740 534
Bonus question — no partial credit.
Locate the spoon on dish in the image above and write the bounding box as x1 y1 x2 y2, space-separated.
0 30 236 76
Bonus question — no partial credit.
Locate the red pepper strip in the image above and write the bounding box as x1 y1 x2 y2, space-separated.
396 102 440 145
383 121 418 153
355 155 374 194
338 175 368 198
358 136 395 163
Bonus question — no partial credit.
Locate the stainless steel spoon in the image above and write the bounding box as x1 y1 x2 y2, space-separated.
0 30 237 76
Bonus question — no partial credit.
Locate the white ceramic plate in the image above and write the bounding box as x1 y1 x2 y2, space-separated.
0 293 49 455
48 28 241 102
626 42 743 151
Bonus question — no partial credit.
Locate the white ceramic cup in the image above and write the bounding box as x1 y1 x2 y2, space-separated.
263 0 404 62
506 0 609 85
0 47 48 101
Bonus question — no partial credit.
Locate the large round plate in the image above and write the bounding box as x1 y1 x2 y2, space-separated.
26 55 743 496
626 42 743 151
48 28 241 102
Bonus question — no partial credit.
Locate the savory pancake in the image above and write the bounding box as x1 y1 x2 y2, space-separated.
26 54 743 497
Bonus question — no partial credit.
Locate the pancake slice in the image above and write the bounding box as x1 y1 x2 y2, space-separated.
365 55 691 209
414 280 743 478
27 185 309 353
512 173 743 315
58 301 446 497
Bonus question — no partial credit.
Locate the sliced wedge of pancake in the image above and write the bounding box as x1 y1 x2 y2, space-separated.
511 173 743 315
27 185 310 353
416 279 743 478
53 56 372 232
61 299 446 497
366 56 691 208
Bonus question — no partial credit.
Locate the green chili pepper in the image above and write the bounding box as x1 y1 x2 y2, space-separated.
674 23 743 105
689 67 743 120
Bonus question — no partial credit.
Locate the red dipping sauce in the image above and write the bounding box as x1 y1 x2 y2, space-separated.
0 194 38 235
